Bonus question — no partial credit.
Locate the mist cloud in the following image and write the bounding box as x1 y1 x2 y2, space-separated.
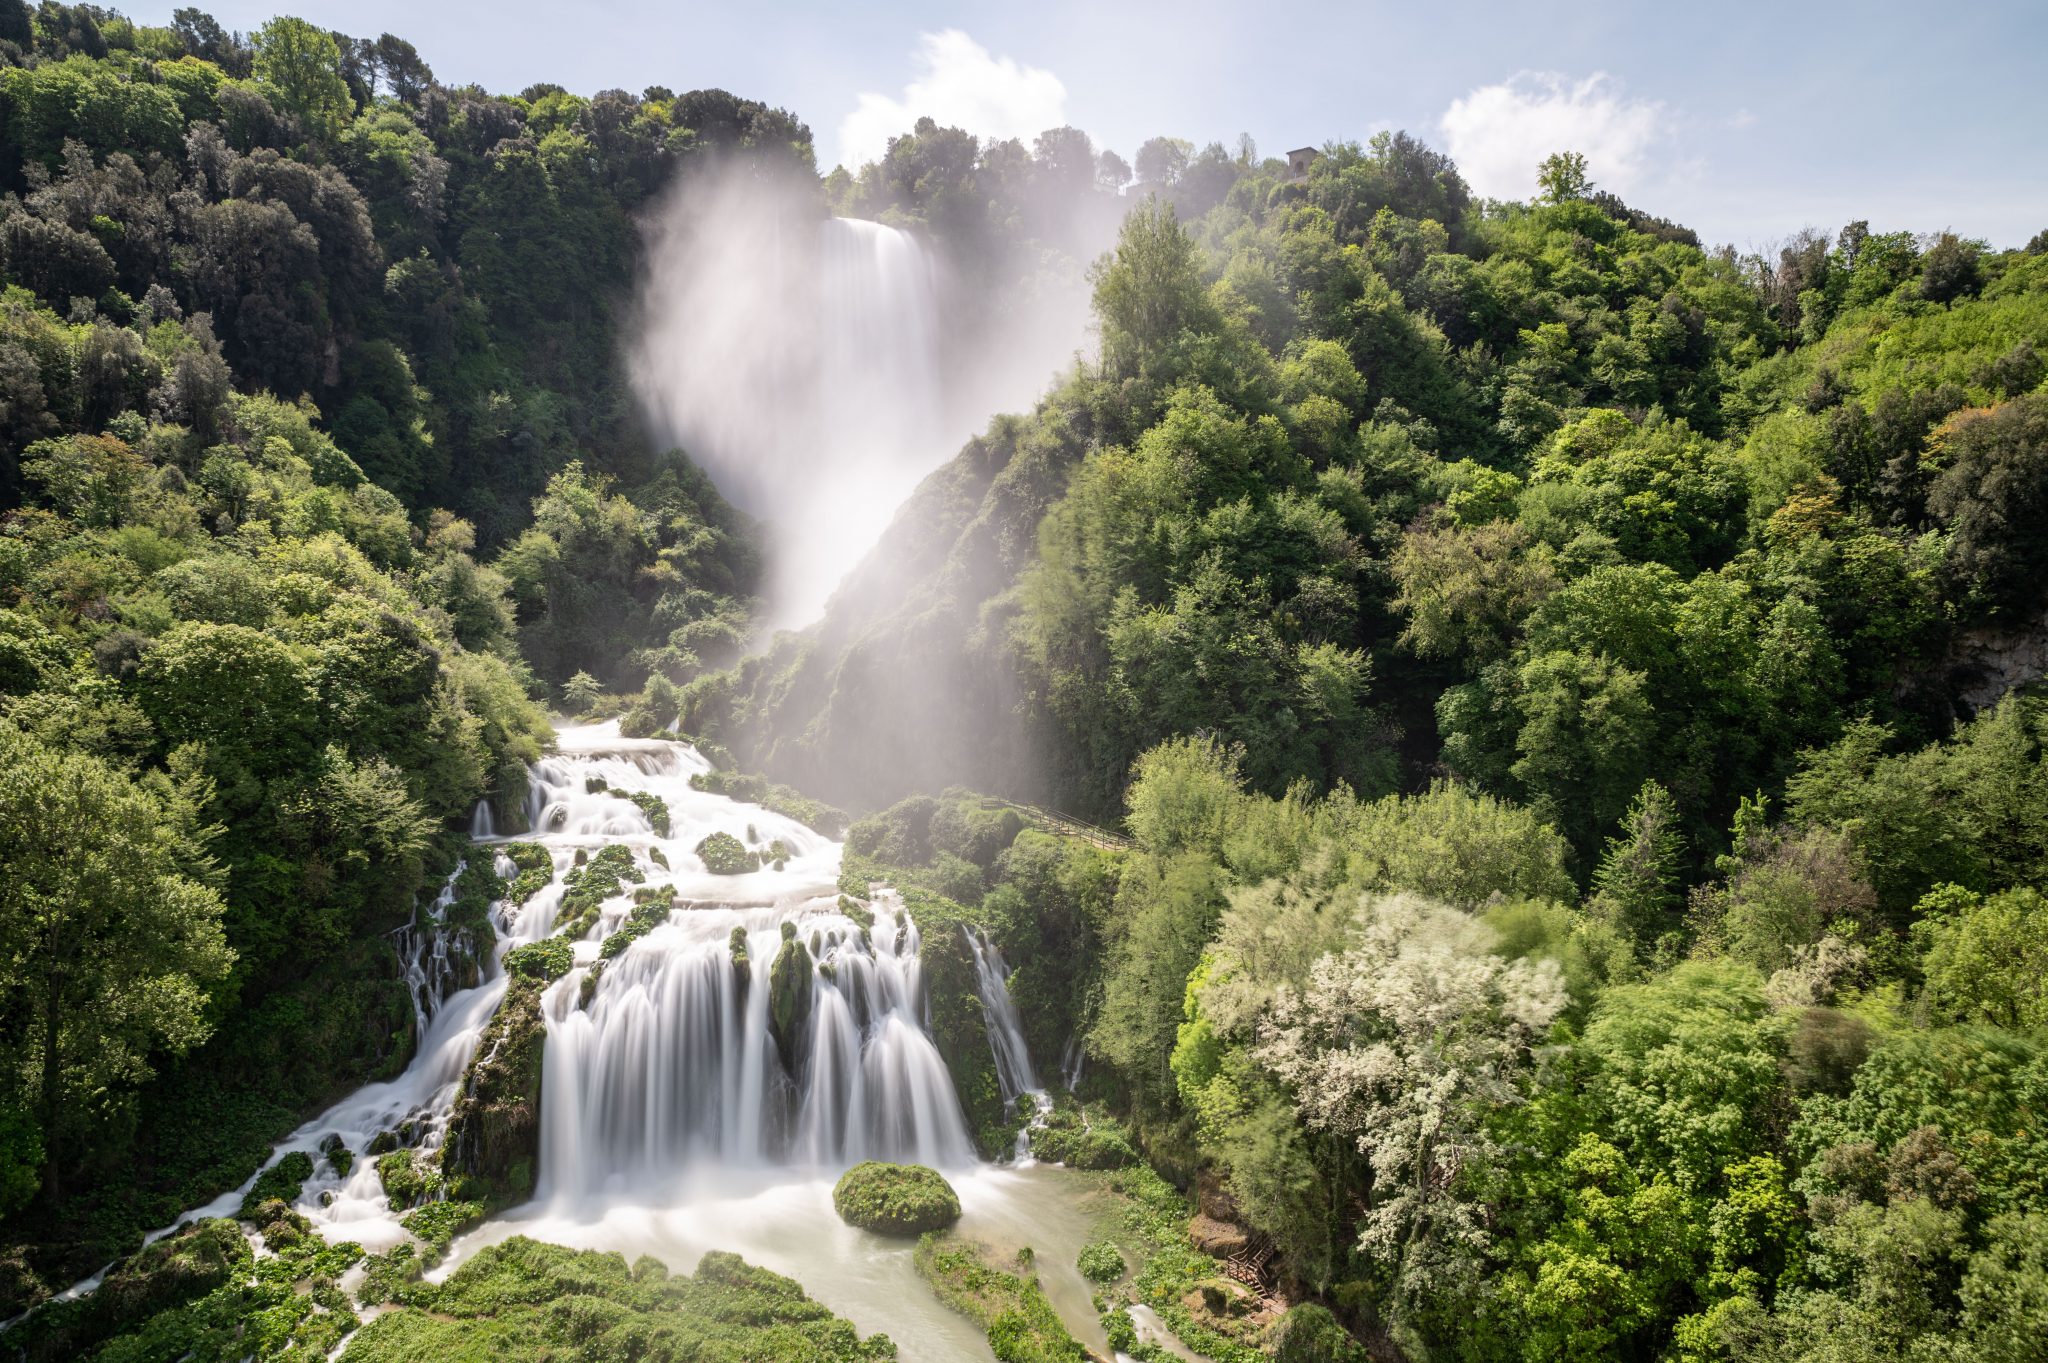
1440 71 1670 201
836 30 1066 171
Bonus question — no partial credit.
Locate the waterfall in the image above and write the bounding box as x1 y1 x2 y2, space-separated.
129 722 990 1264
394 871 467 1026
469 799 495 838
967 931 1039 1100
632 196 951 629
967 930 1053 1158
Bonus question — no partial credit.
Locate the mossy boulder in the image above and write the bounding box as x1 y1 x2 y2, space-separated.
439 976 547 1205
500 842 554 904
915 914 1005 1154
832 1161 962 1236
376 1149 442 1209
619 789 671 836
695 831 759 875
237 1150 314 1219
1029 1107 1138 1169
1077 1240 1126 1283
767 924 813 1071
2 1218 253 1361
503 935 574 983
347 1237 893 1360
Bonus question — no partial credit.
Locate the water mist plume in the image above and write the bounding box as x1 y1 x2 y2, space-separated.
629 160 1092 631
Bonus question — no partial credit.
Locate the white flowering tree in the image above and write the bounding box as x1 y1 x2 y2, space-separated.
1255 892 1566 1323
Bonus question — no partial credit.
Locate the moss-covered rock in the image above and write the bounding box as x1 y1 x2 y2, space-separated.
913 1232 1085 1360
320 1133 354 1177
912 906 1006 1154
600 896 671 959
768 924 813 1072
503 936 573 982
688 768 850 837
617 788 671 836
1028 1110 1138 1170
237 1151 314 1220
1 1218 254 1362
343 1236 893 1360
554 844 644 938
831 1162 962 1236
376 1149 441 1210
439 976 547 1205
500 843 554 905
695 830 759 875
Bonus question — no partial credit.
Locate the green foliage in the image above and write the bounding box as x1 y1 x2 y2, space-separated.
250 17 350 141
343 1237 894 1362
914 1233 1086 1363
498 843 554 904
502 936 572 983
551 843 643 937
1913 886 2048 1030
376 1149 441 1210
236 1151 313 1220
400 1199 483 1259
0 720 230 1211
1077 1241 1126 1283
830 1162 962 1236
694 830 758 875
1029 1109 1139 1170
688 767 849 836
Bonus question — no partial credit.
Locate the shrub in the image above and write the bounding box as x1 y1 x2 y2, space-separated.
1078 1241 1126 1283
401 1199 484 1259
1269 1302 1370 1362
1030 1115 1138 1170
832 1161 962 1235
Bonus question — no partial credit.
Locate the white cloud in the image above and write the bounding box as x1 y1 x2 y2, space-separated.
836 30 1066 171
1440 72 1670 202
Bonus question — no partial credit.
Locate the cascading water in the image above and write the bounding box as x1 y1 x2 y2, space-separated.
122 723 1119 1361
968 931 1054 1157
523 730 976 1194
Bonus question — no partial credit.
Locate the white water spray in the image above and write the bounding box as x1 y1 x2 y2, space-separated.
631 165 1090 631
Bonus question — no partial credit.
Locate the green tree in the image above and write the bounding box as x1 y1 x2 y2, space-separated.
1089 197 1215 383
1589 779 1683 953
0 723 231 1203
1537 151 1592 203
1913 886 2048 1031
251 16 352 141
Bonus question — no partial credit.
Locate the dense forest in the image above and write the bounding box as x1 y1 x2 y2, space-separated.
1 3 2045 1362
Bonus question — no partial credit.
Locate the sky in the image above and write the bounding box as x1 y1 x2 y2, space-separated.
127 0 2048 251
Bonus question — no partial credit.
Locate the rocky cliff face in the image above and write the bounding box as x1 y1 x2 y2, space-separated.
1948 608 2048 711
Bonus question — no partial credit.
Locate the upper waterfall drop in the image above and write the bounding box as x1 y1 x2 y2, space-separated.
631 180 953 631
